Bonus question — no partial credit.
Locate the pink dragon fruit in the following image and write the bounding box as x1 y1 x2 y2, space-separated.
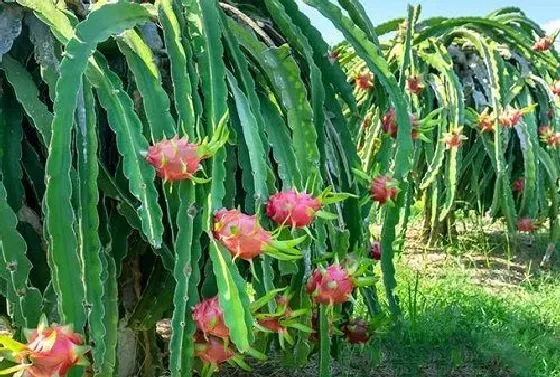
145 137 207 182
532 37 553 52
341 318 371 344
406 75 425 94
512 177 525 193
356 71 374 90
257 317 287 334
0 316 89 377
381 108 420 139
213 209 272 260
194 333 234 366
498 109 522 128
516 218 538 233
145 115 228 182
266 190 322 228
539 125 560 148
213 209 304 260
478 109 494 133
306 265 354 305
551 81 560 96
443 127 466 149
192 296 229 339
328 50 340 63
370 176 399 205
371 240 381 261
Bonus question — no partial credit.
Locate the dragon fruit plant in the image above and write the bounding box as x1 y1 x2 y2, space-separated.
0 316 89 377
266 187 354 228
144 113 229 183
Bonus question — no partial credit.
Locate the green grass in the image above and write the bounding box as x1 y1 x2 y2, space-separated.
222 227 560 377
364 264 560 377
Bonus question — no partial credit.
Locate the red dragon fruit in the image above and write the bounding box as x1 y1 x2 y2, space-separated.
551 81 560 96
0 316 89 377
539 125 560 148
478 109 495 133
406 75 425 94
145 114 228 182
443 127 466 149
381 108 399 138
498 109 522 128
194 333 235 366
341 318 371 344
371 240 381 261
266 190 322 228
306 265 354 305
356 71 374 90
328 50 340 63
512 177 525 193
257 317 287 334
516 218 538 233
213 209 272 260
370 175 399 205
547 108 554 119
532 37 553 52
381 108 420 139
192 296 229 339
213 209 304 260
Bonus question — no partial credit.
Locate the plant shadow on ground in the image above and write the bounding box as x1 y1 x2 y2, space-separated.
220 222 560 377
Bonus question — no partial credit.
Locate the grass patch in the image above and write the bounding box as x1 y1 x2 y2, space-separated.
221 226 560 377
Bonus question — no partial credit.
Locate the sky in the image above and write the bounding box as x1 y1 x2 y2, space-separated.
297 0 560 44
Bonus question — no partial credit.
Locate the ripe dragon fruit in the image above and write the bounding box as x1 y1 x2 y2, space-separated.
356 71 374 90
341 318 371 344
213 209 304 260
406 75 425 94
306 265 354 305
532 37 553 52
443 127 466 149
551 81 560 96
516 218 538 233
192 296 229 339
539 125 560 148
478 109 495 133
328 50 340 63
370 175 399 205
145 113 228 183
257 317 287 334
512 177 525 193
498 109 522 128
194 333 235 366
266 190 321 228
0 316 89 377
381 108 399 138
371 240 381 261
381 108 422 139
